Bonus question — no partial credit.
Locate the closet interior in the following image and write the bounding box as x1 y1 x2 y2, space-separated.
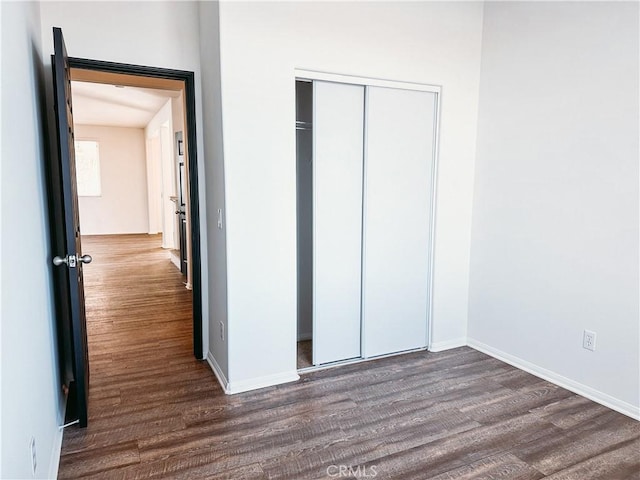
296 75 438 371
296 80 313 368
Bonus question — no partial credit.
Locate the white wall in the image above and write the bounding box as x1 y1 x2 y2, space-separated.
1 2 65 477
146 135 163 234
217 2 484 387
75 124 149 235
160 124 175 248
171 93 185 143
145 99 176 249
199 1 229 382
171 93 185 249
468 2 640 417
40 0 209 354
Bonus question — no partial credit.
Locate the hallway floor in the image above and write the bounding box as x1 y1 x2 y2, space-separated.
58 233 206 478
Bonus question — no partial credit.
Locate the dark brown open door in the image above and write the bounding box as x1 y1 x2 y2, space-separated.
50 27 91 427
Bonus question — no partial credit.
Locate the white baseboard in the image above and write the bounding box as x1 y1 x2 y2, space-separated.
429 337 467 352
228 371 300 395
207 351 300 394
207 351 230 394
297 332 312 341
467 338 640 421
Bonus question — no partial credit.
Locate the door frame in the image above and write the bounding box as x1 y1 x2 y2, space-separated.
68 57 204 359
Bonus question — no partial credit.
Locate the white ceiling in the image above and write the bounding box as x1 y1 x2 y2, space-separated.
71 81 181 128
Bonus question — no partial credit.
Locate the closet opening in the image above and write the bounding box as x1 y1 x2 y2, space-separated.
296 79 313 369
295 70 440 374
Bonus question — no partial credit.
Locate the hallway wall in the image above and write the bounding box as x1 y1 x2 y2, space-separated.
75 124 149 235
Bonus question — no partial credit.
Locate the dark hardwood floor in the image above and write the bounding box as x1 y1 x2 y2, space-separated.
58 234 640 479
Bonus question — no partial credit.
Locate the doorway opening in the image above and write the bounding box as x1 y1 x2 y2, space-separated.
67 60 203 362
63 64 204 420
68 70 199 400
66 65 203 422
48 26 204 427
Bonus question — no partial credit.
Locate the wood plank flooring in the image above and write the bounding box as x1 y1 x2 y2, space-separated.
59 234 640 479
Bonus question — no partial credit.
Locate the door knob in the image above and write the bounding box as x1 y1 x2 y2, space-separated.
78 254 92 264
53 255 68 266
52 254 92 267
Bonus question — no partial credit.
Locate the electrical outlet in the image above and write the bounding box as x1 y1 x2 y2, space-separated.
29 437 37 476
220 321 224 341
583 330 596 351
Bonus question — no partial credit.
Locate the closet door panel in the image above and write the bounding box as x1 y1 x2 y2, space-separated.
313 81 365 365
362 87 436 358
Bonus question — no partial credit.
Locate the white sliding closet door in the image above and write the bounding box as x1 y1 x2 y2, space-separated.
362 86 436 358
313 81 364 365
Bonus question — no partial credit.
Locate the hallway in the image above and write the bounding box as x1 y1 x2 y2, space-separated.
58 234 211 478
